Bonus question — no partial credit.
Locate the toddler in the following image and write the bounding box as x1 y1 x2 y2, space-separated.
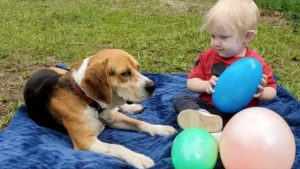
173 0 277 145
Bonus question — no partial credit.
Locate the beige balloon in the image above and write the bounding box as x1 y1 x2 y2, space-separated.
220 107 296 169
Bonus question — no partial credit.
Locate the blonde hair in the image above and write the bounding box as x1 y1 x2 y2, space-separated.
202 0 260 37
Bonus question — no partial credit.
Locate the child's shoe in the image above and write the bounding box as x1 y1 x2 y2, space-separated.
177 109 223 132
211 131 222 146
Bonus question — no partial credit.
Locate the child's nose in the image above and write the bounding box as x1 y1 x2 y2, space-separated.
212 39 221 47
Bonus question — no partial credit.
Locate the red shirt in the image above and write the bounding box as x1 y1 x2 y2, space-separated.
188 48 277 109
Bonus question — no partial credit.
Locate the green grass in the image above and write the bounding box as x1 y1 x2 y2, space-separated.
255 0 300 18
0 100 21 129
1 0 300 129
255 0 300 34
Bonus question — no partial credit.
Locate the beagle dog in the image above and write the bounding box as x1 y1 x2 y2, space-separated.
23 49 177 169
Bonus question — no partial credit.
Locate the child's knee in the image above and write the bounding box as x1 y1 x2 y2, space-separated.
172 94 187 105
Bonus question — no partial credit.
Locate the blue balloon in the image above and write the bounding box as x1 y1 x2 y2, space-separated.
212 58 263 113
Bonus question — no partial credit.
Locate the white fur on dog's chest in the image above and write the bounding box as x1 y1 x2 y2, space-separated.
84 106 105 134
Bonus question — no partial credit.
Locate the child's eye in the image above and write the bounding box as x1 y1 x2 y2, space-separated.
211 35 215 38
221 36 228 39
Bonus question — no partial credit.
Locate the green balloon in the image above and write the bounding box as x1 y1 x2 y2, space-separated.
171 128 218 169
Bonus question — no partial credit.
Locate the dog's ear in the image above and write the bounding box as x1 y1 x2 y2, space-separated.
81 60 112 104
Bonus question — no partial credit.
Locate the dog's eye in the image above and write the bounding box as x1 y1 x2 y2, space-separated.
121 71 131 77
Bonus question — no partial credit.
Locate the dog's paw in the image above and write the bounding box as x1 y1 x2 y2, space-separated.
119 104 144 114
125 152 154 169
141 124 177 136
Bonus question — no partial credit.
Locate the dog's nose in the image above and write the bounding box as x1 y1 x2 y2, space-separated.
145 81 156 93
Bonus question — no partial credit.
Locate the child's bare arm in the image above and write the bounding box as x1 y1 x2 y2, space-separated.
256 87 276 101
187 76 217 94
254 74 277 101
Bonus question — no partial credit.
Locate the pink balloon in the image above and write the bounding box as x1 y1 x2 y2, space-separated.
220 107 296 169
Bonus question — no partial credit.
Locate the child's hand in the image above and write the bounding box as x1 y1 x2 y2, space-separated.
206 75 218 94
253 74 268 98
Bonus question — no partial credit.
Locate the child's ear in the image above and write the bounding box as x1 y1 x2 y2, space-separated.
244 30 256 44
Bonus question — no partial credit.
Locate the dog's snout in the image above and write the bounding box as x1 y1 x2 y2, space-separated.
145 81 155 93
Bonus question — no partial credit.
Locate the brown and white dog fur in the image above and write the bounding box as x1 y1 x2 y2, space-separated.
23 49 177 169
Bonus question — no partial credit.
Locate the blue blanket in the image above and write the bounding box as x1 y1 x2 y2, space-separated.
0 73 299 169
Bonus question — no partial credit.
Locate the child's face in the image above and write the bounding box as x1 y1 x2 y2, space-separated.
208 25 246 58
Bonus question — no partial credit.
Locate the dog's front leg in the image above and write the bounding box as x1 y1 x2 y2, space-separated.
109 110 177 136
63 115 154 169
117 103 144 114
89 138 154 169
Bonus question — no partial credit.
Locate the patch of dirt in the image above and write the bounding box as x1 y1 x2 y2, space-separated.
0 63 44 115
0 102 8 115
260 10 289 27
163 1 213 14
0 53 59 117
164 1 213 10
